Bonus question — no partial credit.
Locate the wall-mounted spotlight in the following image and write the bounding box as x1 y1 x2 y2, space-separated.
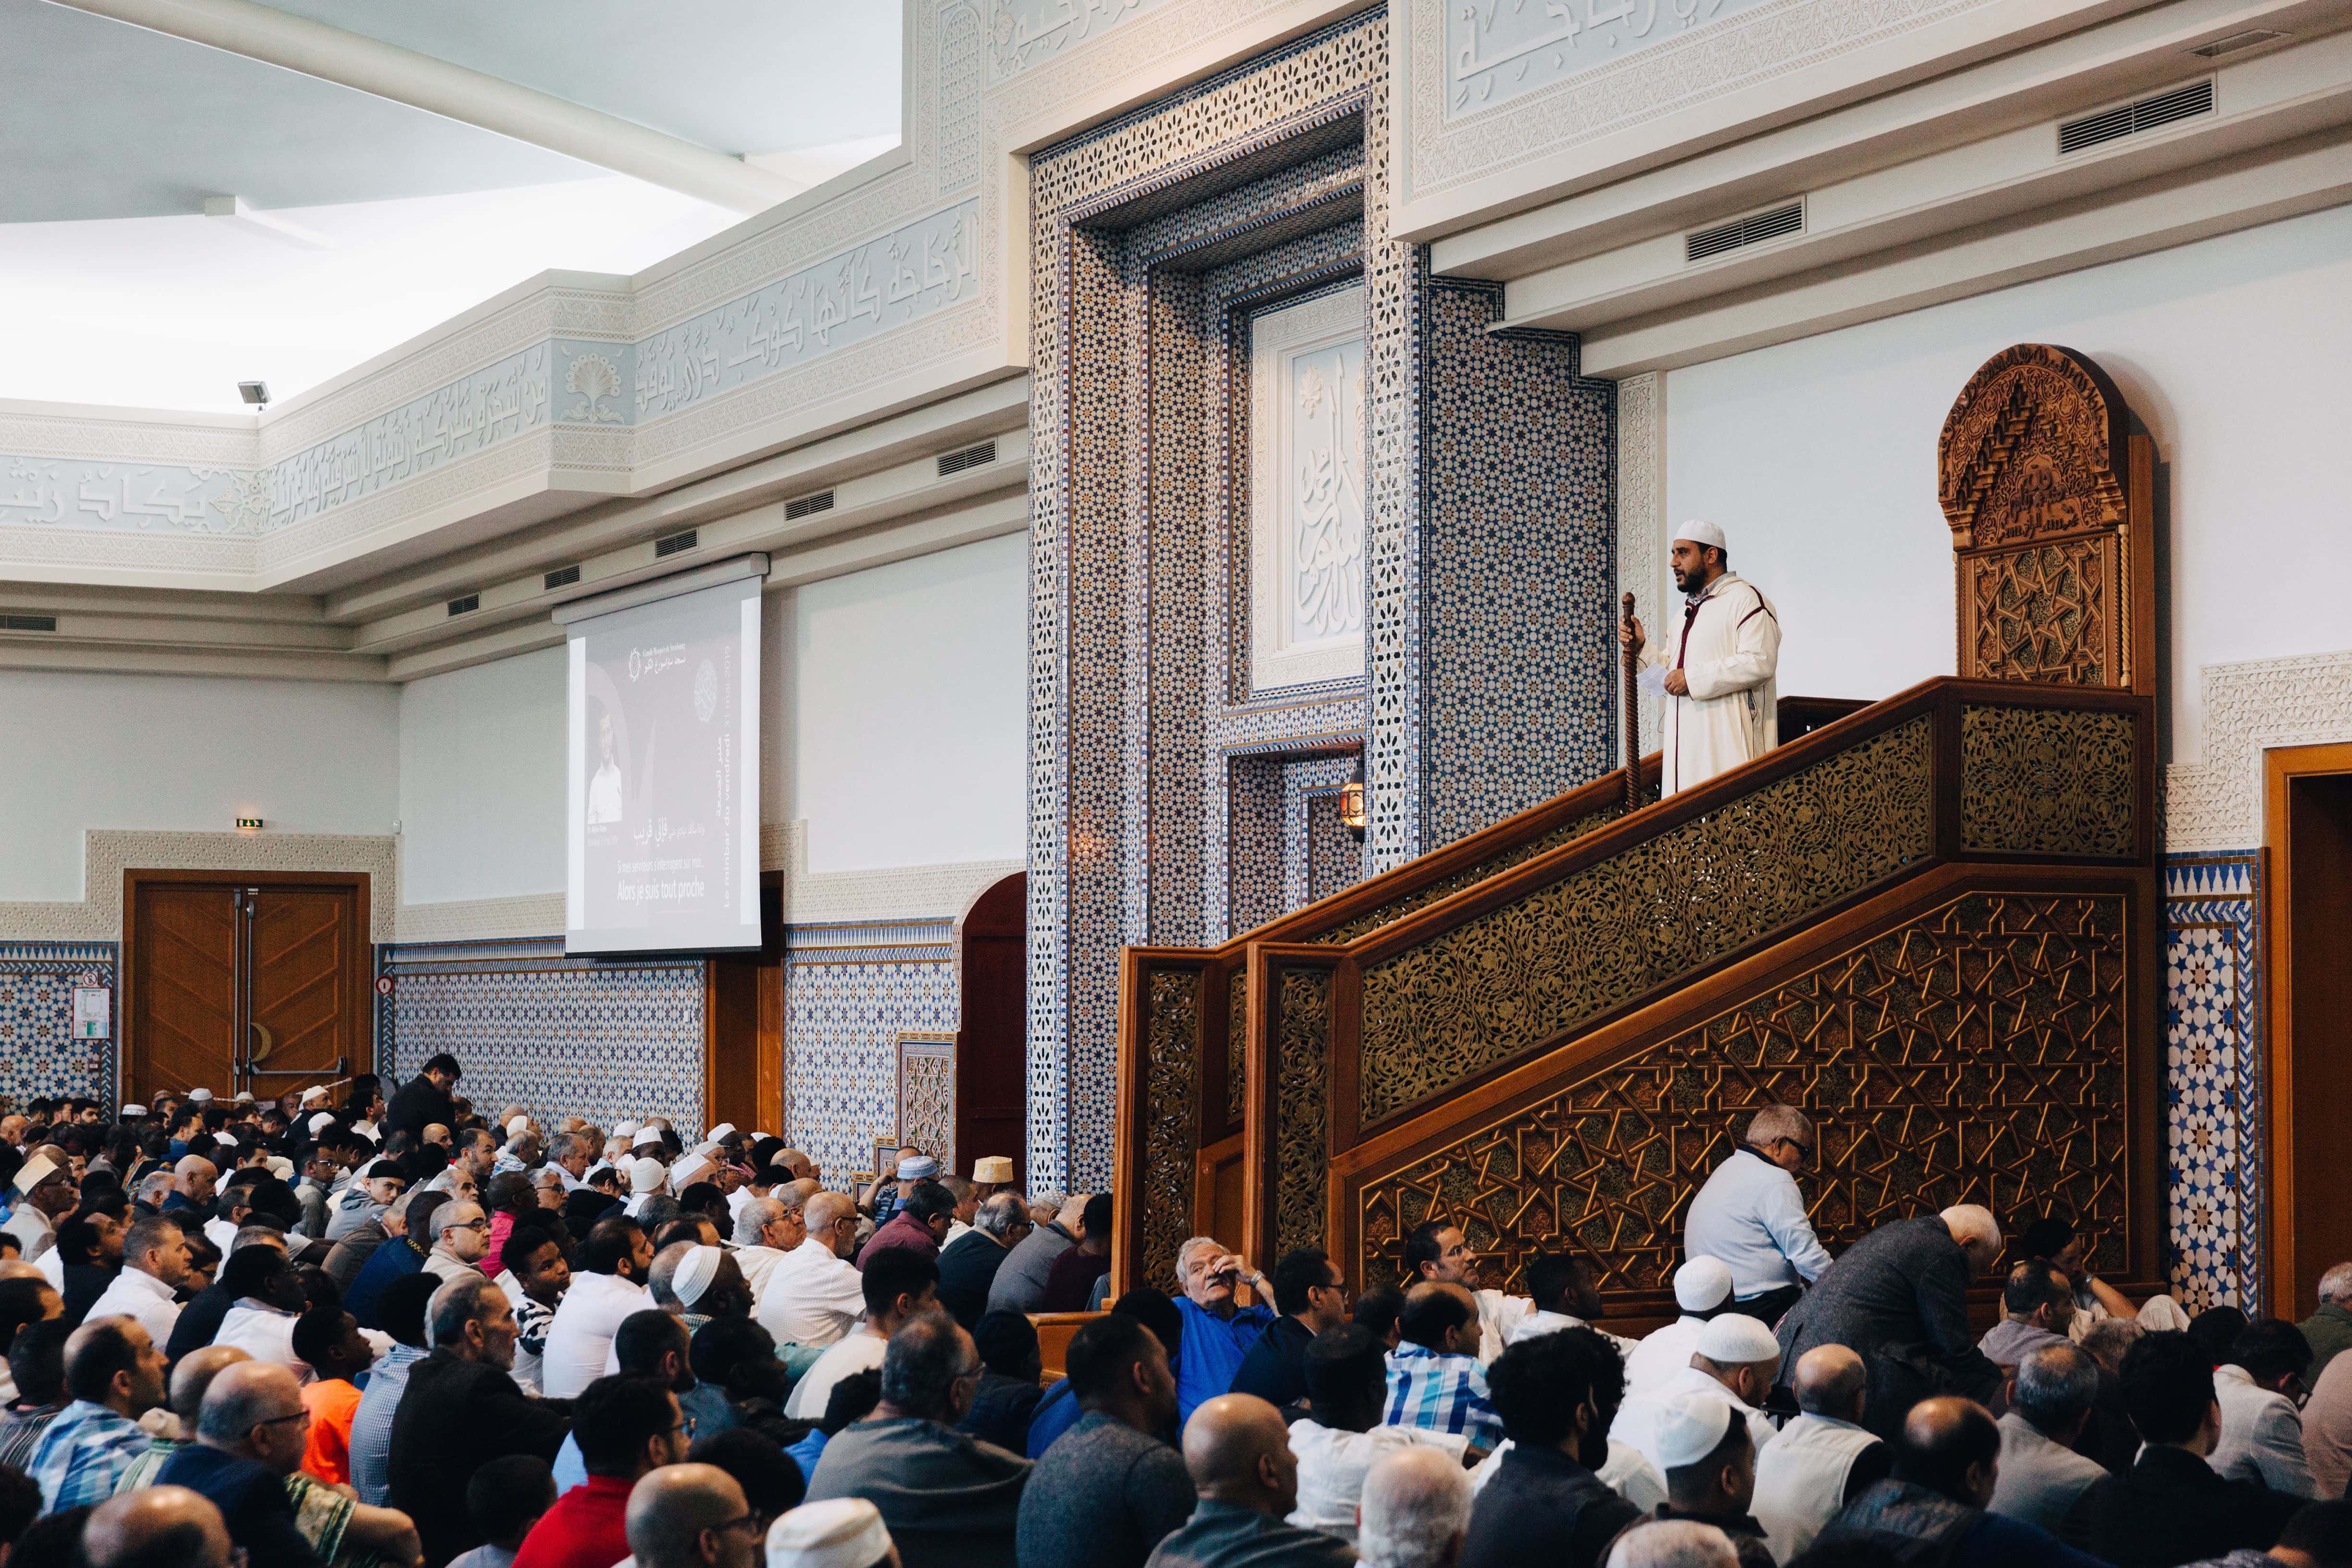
238 381 270 409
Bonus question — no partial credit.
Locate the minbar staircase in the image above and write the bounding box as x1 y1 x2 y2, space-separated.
1111 676 2164 1318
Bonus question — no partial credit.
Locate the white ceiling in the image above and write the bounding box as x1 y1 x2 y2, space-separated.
0 0 904 412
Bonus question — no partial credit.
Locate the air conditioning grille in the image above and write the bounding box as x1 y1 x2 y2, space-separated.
654 530 699 558
1685 200 1806 265
937 440 996 476
446 594 480 617
2059 79 2214 155
784 491 836 521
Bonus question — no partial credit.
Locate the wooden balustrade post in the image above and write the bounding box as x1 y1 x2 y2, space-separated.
1622 591 1641 814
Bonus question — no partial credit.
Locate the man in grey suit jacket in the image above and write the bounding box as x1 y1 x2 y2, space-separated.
1774 1206 2005 1437
1990 1341 2110 1532
990 1193 1085 1316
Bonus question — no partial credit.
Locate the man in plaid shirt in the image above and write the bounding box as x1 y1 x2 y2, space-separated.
1384 1283 1506 1452
27 1317 167 1511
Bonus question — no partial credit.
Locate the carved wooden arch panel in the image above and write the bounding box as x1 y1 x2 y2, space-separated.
1939 344 2153 693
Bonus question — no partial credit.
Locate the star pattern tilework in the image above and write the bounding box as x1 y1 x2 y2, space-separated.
0 944 116 1105
782 921 958 1187
2163 852 2263 1311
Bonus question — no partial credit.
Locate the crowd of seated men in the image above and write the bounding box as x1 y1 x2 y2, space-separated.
2 1081 2350 1568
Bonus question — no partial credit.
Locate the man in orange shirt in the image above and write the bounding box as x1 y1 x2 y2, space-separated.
293 1304 376 1486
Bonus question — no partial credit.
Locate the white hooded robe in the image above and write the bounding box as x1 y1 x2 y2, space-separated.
1638 571 1781 796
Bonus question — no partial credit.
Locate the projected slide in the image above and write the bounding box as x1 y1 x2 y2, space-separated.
566 572 762 953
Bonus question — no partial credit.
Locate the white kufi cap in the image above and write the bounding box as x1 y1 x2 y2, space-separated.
1674 518 1726 552
1651 1393 1736 1470
671 1244 723 1308
613 1119 640 1139
670 1154 715 1190
1673 1255 1735 1313
1694 1313 1781 1365
766 1499 893 1568
308 1112 338 1134
629 1155 667 1195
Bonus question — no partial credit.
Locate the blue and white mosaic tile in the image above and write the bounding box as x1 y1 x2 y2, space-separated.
0 943 116 1105
2163 852 2263 1311
382 939 705 1138
782 921 958 1189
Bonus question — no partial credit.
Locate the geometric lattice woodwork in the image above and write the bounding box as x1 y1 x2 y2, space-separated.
1940 344 2144 689
1359 892 2130 1296
895 1032 958 1178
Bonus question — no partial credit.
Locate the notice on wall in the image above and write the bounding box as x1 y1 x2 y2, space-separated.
73 986 110 1040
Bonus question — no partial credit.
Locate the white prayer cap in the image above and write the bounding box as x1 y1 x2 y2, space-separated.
707 1123 737 1141
767 1499 892 1568
12 1153 61 1194
1695 1313 1781 1365
120 1103 146 1118
1652 1394 1736 1470
629 1156 667 1195
632 1130 666 1151
671 1244 724 1308
1673 1256 1735 1313
614 1119 640 1139
215 1131 239 1150
300 1086 329 1106
671 1154 715 1190
234 1091 255 1104
1673 519 1726 553
189 1088 214 1104
308 1112 338 1135
266 1156 295 1182
506 1115 532 1136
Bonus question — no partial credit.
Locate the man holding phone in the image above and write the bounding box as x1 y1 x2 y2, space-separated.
1172 1238 1276 1424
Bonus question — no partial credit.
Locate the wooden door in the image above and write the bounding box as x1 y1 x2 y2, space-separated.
123 871 371 1106
2267 747 2352 1316
248 885 364 1101
955 873 1027 1185
129 885 241 1099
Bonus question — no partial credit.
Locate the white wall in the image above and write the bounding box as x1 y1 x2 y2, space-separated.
1663 203 2352 760
397 645 566 906
0 669 399 902
777 531 1029 873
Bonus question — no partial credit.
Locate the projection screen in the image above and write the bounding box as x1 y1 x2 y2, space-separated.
564 566 763 954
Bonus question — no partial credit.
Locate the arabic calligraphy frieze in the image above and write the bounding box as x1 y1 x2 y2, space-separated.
634 201 980 424
0 457 266 536
989 0 1176 80
1446 0 1777 118
265 344 554 532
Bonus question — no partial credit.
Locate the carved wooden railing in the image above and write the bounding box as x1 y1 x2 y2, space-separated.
1112 751 1666 1295
1115 675 2162 1311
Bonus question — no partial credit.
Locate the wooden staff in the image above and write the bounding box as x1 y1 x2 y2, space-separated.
1622 590 1641 813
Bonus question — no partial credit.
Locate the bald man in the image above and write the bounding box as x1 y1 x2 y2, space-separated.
1144 1394 1352 1568
158 1361 329 1568
1749 1346 1890 1562
114 1344 252 1492
627 1464 762 1568
82 1485 234 1568
1359 1446 1472 1568
758 1191 870 1349
1774 1207 2006 1437
1824 1397 2111 1568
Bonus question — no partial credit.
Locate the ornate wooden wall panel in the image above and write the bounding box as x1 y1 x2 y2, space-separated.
1940 344 2147 691
1357 891 2132 1294
1961 705 2137 858
1249 954 1336 1269
895 1033 957 1173
1136 964 1202 1294
1356 716 1935 1125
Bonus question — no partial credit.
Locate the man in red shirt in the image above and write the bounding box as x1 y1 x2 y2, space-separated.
513 1374 689 1568
857 1184 954 1270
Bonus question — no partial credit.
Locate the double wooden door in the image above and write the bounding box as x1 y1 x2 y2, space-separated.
125 871 371 1106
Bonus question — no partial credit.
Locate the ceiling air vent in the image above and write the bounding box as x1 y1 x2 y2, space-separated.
543 564 581 591
446 594 479 617
2189 30 2285 59
0 613 57 633
783 490 836 522
937 440 996 477
2059 79 2215 155
654 529 699 558
1685 199 1806 265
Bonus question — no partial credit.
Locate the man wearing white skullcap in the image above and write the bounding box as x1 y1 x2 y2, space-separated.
1623 1257 1737 1402
625 1156 669 1217
1611 1314 1781 1480
1620 519 1781 796
768 1498 895 1568
1636 1395 1776 1568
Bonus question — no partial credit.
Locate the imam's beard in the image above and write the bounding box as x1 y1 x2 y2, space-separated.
1672 563 1701 595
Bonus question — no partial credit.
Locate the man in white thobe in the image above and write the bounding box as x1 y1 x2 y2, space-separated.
1622 520 1781 796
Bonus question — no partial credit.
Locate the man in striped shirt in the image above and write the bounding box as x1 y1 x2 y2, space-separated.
27 1317 166 1511
1383 1284 1504 1454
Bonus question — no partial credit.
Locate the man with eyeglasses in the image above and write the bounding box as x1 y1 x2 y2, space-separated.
156 1359 338 1568
1683 1105 1833 1330
423 1201 494 1289
1230 1247 1351 1414
624 1463 765 1568
758 1192 872 1352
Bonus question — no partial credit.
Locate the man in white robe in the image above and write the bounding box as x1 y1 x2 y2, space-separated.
1622 520 1781 796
